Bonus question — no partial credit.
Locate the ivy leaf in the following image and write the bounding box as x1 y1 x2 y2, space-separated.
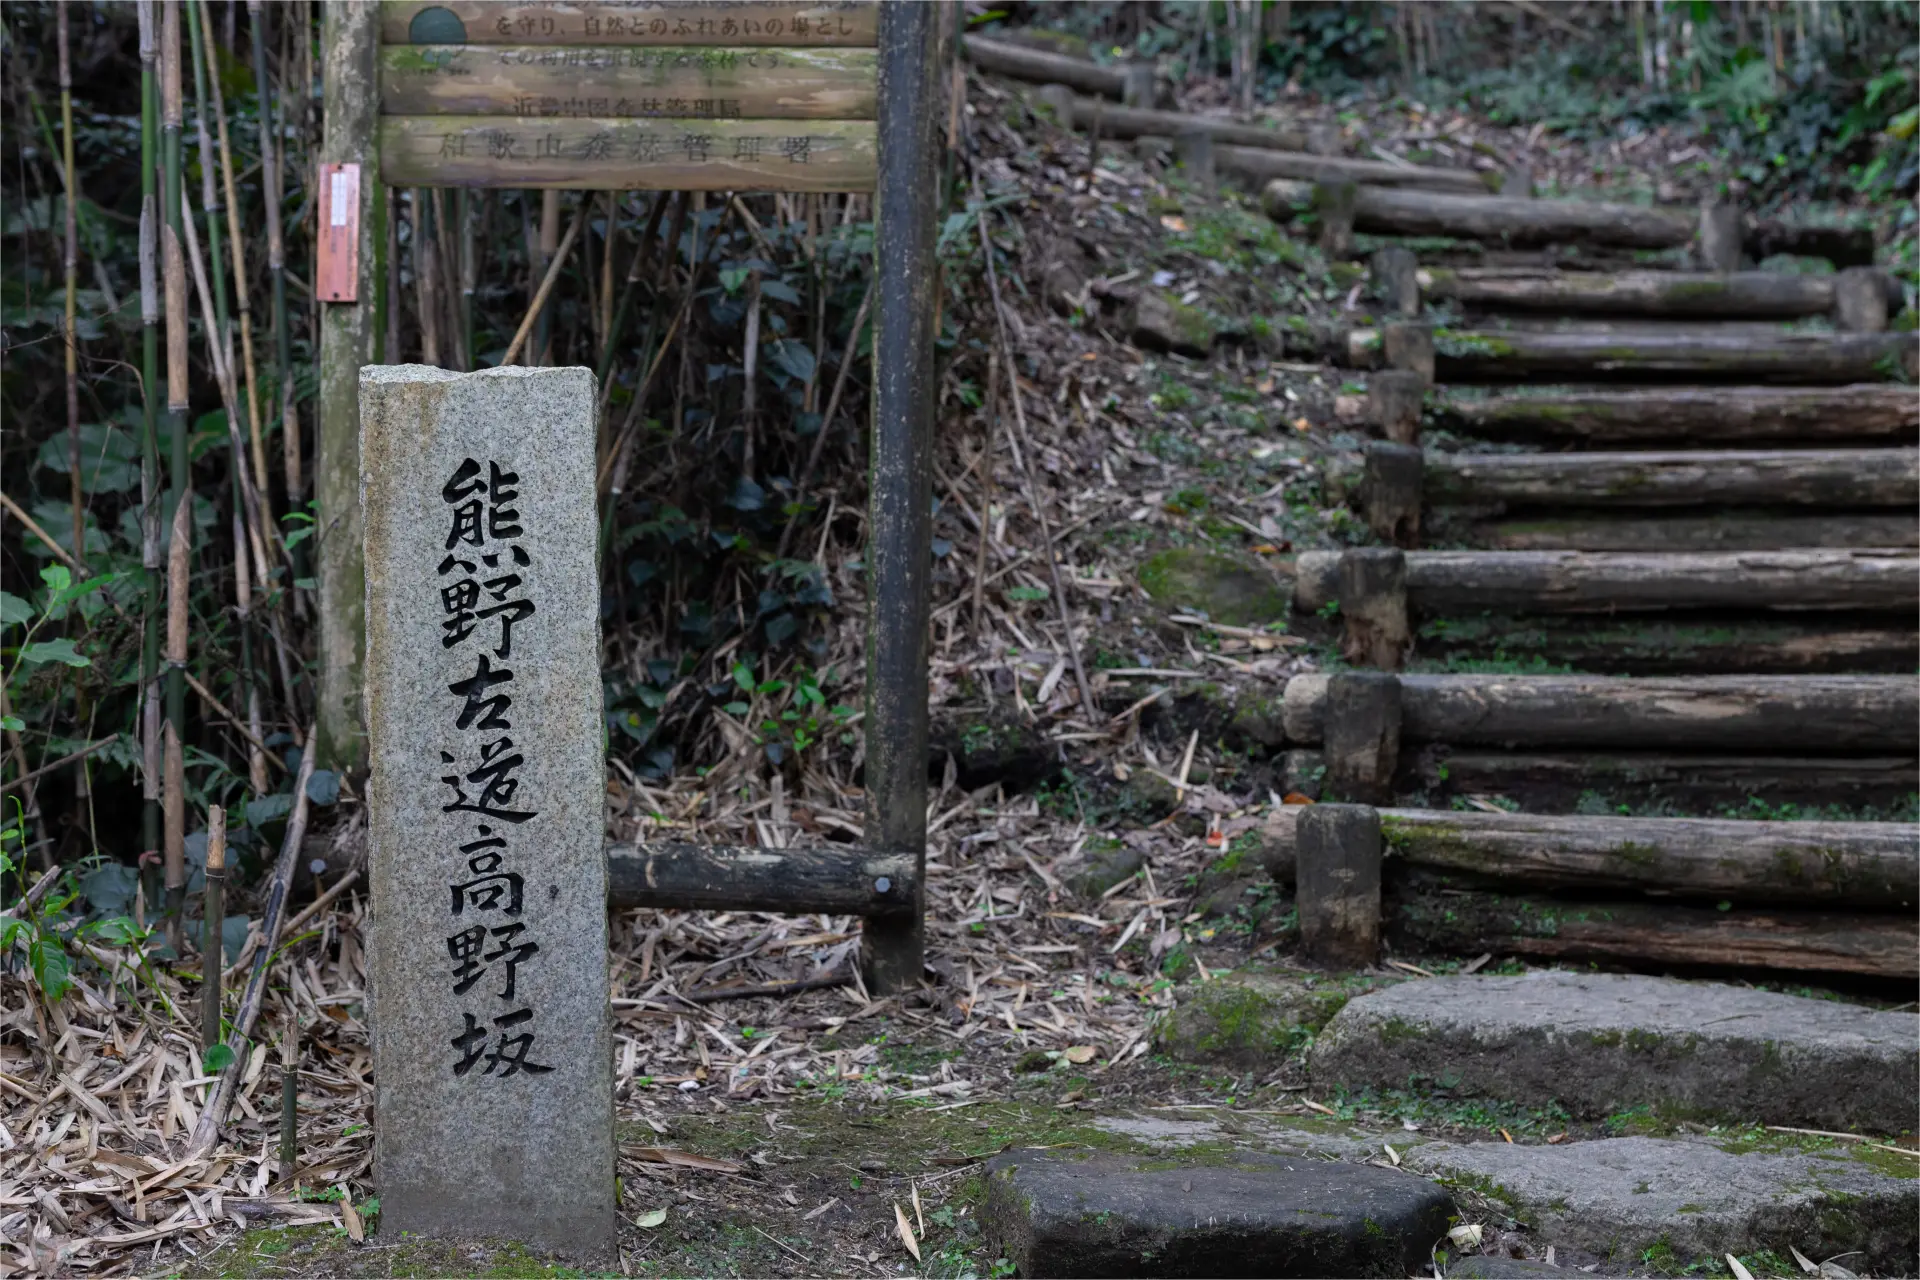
0 592 31 629
28 933 72 1000
20 638 90 667
203 1043 236 1072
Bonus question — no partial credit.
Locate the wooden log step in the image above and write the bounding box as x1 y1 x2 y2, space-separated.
1387 884 1917 980
1747 219 1877 270
962 35 1130 99
1215 144 1487 194
1263 178 1695 250
1415 267 1902 319
1462 511 1918 552
606 841 917 916
1280 672 1919 752
1413 750 1920 812
1372 808 1917 907
1424 448 1918 509
1292 548 1920 615
1410 614 1919 676
1034 87 1310 152
1432 384 1920 444
1428 329 1915 384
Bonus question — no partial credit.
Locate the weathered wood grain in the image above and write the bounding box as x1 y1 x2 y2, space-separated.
1216 144 1487 193
1263 178 1694 249
962 33 1127 98
1424 448 1919 508
380 115 876 190
381 1 877 47
1416 267 1902 317
1403 548 1919 613
607 841 917 915
1429 328 1914 384
1464 511 1918 552
380 44 877 118
1433 384 1920 444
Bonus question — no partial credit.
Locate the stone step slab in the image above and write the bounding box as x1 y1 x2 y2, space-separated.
980 1147 1453 1278
1309 971 1917 1132
1406 1135 1918 1274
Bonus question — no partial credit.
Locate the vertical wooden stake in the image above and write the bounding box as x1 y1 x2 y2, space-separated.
1175 128 1216 197
1325 673 1401 805
1339 547 1409 671
1361 441 1423 548
1381 321 1435 385
1698 201 1742 272
1296 803 1382 967
1369 246 1419 318
1832 267 1888 333
861 0 939 995
1312 179 1357 260
1367 370 1426 445
315 0 380 773
202 805 227 1049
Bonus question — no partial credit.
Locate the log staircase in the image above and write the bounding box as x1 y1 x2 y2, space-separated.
1277 193 1919 982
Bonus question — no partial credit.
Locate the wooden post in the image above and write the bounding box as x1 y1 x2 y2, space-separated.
1312 179 1358 259
1367 370 1426 444
1324 673 1401 805
316 0 381 773
1296 803 1381 967
1361 441 1423 547
1382 320 1435 385
861 0 939 994
1505 164 1535 198
1370 246 1419 317
1037 83 1075 126
1175 128 1216 196
1339 547 1409 671
1833 267 1889 333
1699 200 1742 272
1121 61 1155 108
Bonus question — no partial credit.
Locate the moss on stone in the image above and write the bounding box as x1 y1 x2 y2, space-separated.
1137 548 1290 626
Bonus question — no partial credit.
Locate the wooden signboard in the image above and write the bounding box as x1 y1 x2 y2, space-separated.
317 162 362 301
379 2 878 190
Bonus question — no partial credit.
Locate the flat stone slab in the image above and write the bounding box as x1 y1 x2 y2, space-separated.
1406 1135 1919 1273
1310 971 1917 1131
981 1147 1453 1277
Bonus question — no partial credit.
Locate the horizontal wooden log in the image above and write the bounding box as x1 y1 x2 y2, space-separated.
1375 808 1917 906
1048 93 1308 152
1388 885 1917 980
1429 328 1915 384
962 34 1126 98
1293 548 1920 615
380 115 875 190
1403 548 1919 613
1410 614 1919 676
1463 511 1918 552
1423 448 1918 509
1432 384 1920 444
607 841 916 915
1263 178 1694 249
1416 750 1920 811
1216 145 1486 194
378 45 877 119
1746 219 1876 269
1416 267 1902 318
381 2 878 47
1281 672 1918 752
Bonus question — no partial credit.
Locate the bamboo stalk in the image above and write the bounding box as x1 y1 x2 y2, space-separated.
233 512 269 791
186 731 318 1160
501 201 587 366
535 188 560 363
163 491 192 949
201 805 226 1049
58 4 82 571
458 189 477 370
410 188 441 364
247 0 299 515
971 351 999 637
138 0 163 863
431 188 463 369
161 0 191 940
197 0 267 502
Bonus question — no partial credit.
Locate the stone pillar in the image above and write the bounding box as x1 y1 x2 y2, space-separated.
1382 320 1435 385
1296 803 1382 967
360 365 615 1263
1176 128 1216 196
1698 201 1742 272
1325 672 1401 804
1121 60 1156 108
1313 179 1358 260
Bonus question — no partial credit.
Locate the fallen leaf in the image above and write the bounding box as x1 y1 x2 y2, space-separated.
635 1207 668 1229
1381 1143 1400 1166
625 1147 745 1174
1301 1098 1337 1117
911 1185 925 1236
1499 1128 1514 1143
1159 215 1188 232
1727 1254 1756 1280
1789 1246 1820 1276
1292 416 1310 431
1063 1045 1097 1065
1447 1223 1483 1249
340 1194 364 1243
894 1202 921 1262
1282 792 1315 805
1547 1132 1568 1145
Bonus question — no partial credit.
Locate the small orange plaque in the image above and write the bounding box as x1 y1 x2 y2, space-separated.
317 162 361 302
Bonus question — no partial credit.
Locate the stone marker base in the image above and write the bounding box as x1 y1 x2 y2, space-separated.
980 1147 1452 1278
1407 1135 1919 1275
1310 970 1918 1132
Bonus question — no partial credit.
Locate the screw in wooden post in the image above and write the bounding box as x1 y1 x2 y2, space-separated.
1366 370 1427 445
1325 672 1402 805
1311 180 1357 260
201 804 226 1050
1296 803 1382 968
1381 321 1435 386
1697 201 1742 272
1369 247 1420 318
1361 441 1424 548
1338 547 1410 671
1832 267 1889 333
